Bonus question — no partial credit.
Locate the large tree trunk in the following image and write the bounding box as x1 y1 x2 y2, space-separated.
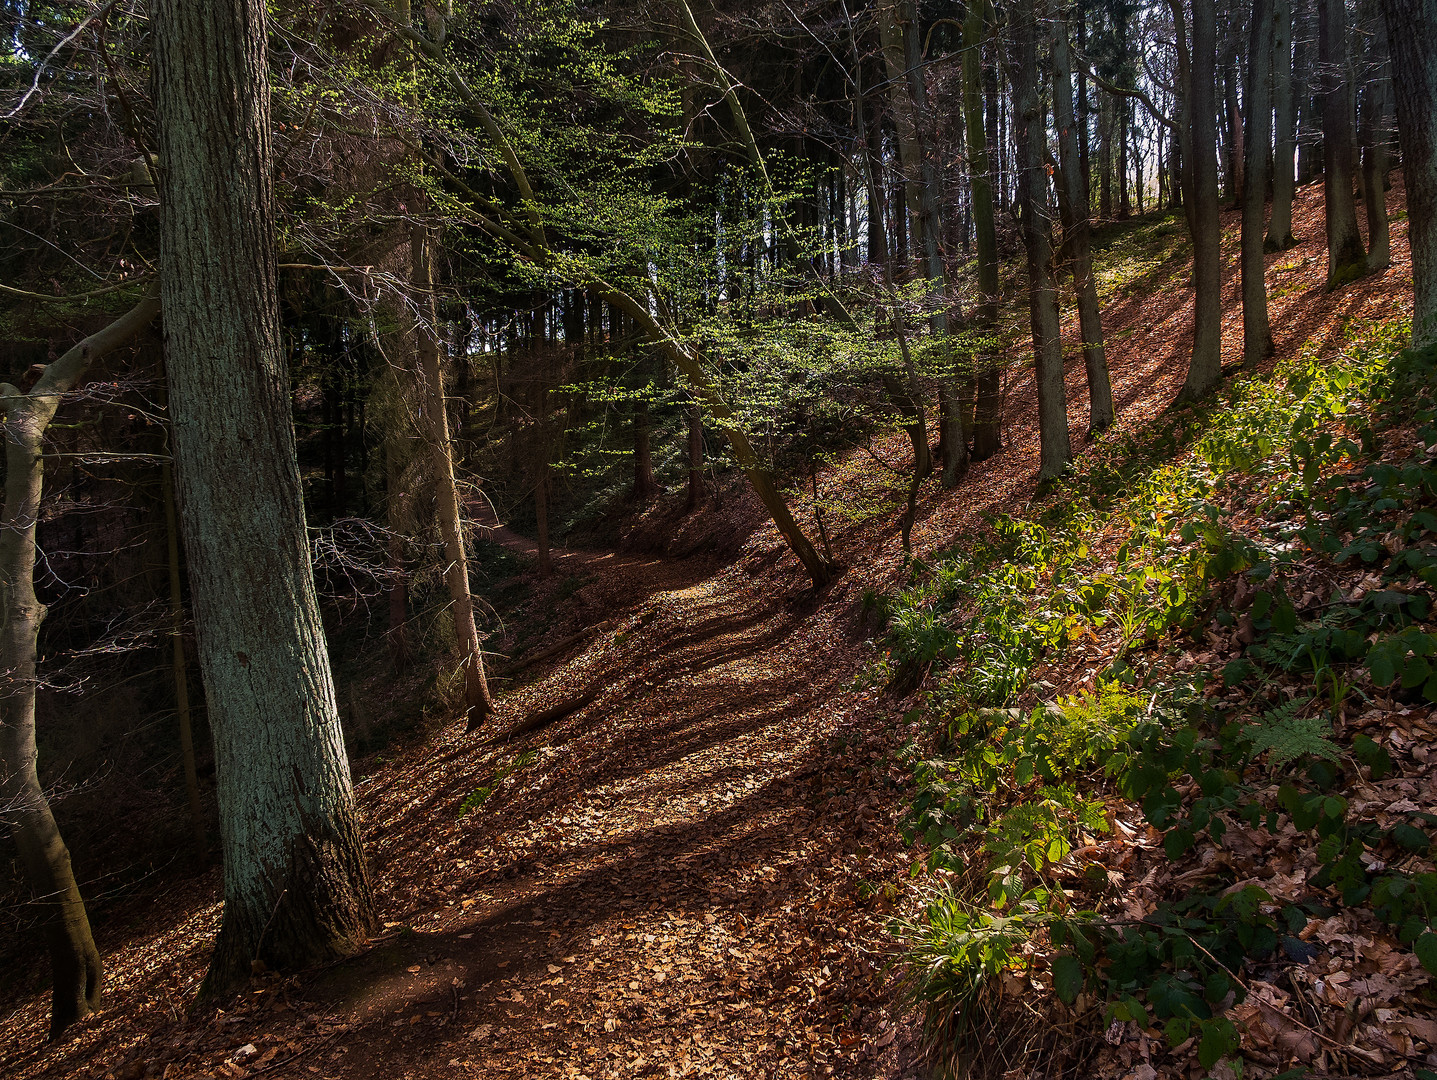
1359 17 1392 272
686 401 704 511
1173 0 1225 402
1319 0 1368 288
1379 0 1437 344
0 294 158 1037
631 397 658 500
964 0 1003 460
1008 0 1071 478
153 0 374 995
1242 0 1277 366
1053 11 1117 433
1268 0 1299 250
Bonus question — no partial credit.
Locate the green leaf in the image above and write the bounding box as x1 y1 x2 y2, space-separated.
1052 953 1084 1005
1197 1017 1240 1070
1416 932 1437 975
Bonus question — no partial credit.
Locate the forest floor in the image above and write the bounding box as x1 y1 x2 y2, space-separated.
0 176 1417 1080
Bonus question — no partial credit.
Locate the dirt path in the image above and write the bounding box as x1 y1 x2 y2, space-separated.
319 568 907 1079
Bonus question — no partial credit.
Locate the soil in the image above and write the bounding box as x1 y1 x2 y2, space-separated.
0 176 1415 1080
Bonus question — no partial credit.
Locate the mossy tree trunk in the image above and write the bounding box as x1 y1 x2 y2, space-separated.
153 0 374 995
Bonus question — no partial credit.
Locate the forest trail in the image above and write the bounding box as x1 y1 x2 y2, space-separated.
320 562 905 1078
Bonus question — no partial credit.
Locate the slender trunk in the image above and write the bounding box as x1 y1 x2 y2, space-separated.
1174 0 1225 402
686 401 704 511
1359 18 1392 271
631 397 658 500
965 0 1003 460
1268 0 1299 250
1295 0 1319 183
1224 44 1245 206
1379 0 1437 344
1008 0 1071 478
535 458 552 575
1243 0 1277 365
154 0 373 993
0 295 156 1036
1319 0 1367 287
412 224 496 730
1053 11 1116 432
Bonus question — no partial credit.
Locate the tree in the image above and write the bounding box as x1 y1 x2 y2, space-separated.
1267 0 1299 250
1319 0 1367 288
1053 6 1117 432
963 0 1004 459
1008 0 1072 478
1241 0 1277 365
1172 0 1225 402
1379 0 1437 344
152 0 375 992
1358 14 1392 272
0 292 159 1036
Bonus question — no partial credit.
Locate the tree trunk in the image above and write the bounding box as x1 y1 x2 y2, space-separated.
1243 0 1278 365
1008 0 1071 478
965 0 1004 460
1359 17 1392 272
631 397 658 500
1319 0 1368 288
161 385 207 862
1379 0 1437 344
1295 0 1320 184
412 223 496 731
153 0 373 995
1268 0 1299 250
686 401 704 511
1053 11 1117 432
1173 0 1225 402
0 294 157 1037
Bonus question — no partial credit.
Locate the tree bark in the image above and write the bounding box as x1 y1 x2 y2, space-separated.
1008 0 1071 478
1173 0 1225 402
1319 0 1368 288
1268 0 1299 250
686 401 704 511
1053 10 1117 432
1242 0 1277 366
412 224 496 730
153 0 374 995
0 293 157 1037
631 397 658 500
965 0 1004 460
1359 17 1392 272
1379 0 1437 344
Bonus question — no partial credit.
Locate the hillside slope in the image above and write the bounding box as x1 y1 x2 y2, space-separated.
0 178 1418 1080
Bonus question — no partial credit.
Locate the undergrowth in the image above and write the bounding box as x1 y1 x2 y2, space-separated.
883 319 1437 1077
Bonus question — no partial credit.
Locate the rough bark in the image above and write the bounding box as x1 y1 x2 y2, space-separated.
1319 0 1368 288
1379 0 1437 344
1267 0 1299 249
1053 10 1116 432
1008 0 1071 478
1242 0 1277 365
153 0 374 994
0 293 157 1037
1173 0 1225 402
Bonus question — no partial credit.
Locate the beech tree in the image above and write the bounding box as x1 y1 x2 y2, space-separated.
1241 0 1277 364
1009 0 1072 478
1319 0 1367 287
0 292 159 1036
152 0 375 990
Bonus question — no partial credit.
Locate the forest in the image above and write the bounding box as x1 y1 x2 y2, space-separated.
3 0 1437 1076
